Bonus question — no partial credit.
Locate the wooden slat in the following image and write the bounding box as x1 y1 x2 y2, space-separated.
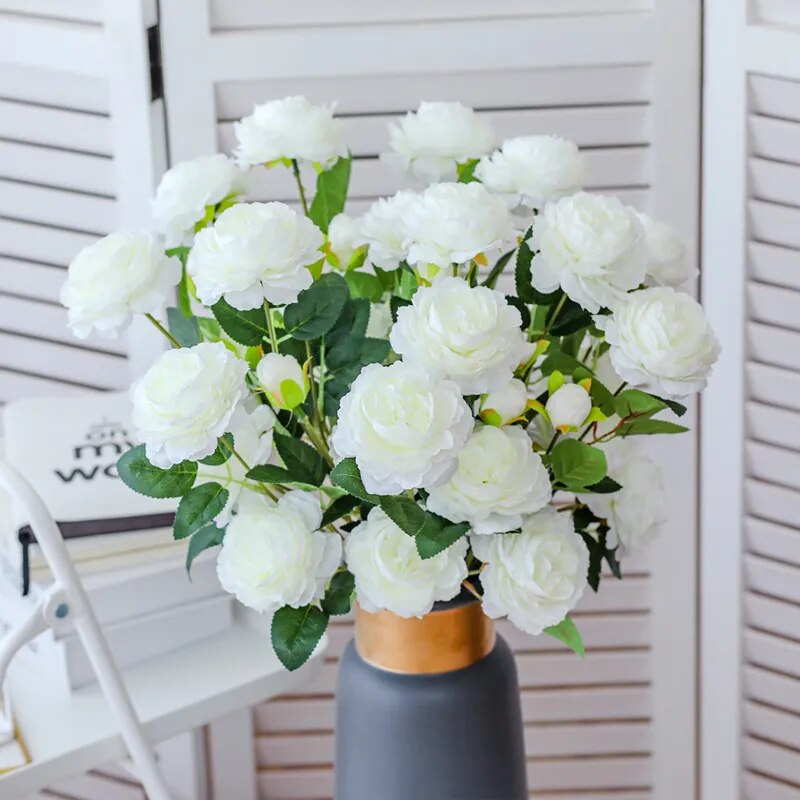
0 179 116 233
0 367 87 403
750 116 800 166
0 140 115 196
752 0 800 27
749 200 800 250
745 515 800 566
746 479 800 533
745 554 800 606
743 737 800 788
748 241 800 291
746 441 800 492
0 63 108 114
0 295 126 354
527 755 651 792
748 282 800 332
745 701 800 752
0 331 127 388
0 0 103 24
215 64 653 120
745 629 800 680
747 323 800 371
0 99 112 156
750 157 800 207
211 0 653 30
743 770 800 800
745 665 800 717
747 363 800 412
750 74 800 124
746 593 800 642
0 256 65 303
0 218 96 266
42 770 146 800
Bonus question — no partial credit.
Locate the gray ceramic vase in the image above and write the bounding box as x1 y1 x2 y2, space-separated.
335 593 527 800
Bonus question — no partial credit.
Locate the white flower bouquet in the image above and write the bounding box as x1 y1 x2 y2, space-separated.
61 97 720 670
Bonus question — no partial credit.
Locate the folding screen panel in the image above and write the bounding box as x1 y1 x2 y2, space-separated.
159 3 702 798
702 3 800 798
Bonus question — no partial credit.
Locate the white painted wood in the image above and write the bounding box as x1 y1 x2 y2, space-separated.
207 709 258 800
154 731 209 800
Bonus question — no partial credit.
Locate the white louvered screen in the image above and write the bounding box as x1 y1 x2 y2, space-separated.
0 0 165 406
702 4 800 799
159 3 700 799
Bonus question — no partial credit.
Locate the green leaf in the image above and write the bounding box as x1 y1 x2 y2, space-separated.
166 307 201 347
359 337 391 365
330 458 381 504
482 249 515 290
379 496 428 537
246 464 295 484
415 516 470 560
274 434 329 486
456 158 480 183
617 418 690 436
185 523 225 575
271 605 329 671
584 476 623 494
198 434 234 466
326 298 370 369
576 527 622 592
322 571 355 616
515 231 560 305
548 299 592 336
544 617 585 657
321 494 360 527
540 349 589 377
390 295 412 322
549 439 608 490
396 267 418 300
173 482 229 540
211 298 269 346
308 155 352 233
117 445 197 498
283 273 349 340
587 378 616 416
648 393 687 417
197 316 222 341
613 389 667 419
505 295 531 330
345 271 384 302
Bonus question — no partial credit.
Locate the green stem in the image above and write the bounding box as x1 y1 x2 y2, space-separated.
263 300 279 353
146 313 181 349
291 159 309 216
542 293 568 337
545 431 561 455
296 411 334 467
305 341 321 428
317 339 329 433
217 436 279 501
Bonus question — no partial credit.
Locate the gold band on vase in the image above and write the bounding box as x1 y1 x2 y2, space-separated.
354 601 496 675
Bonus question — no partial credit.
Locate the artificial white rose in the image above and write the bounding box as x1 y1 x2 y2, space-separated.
188 202 323 309
198 404 275 525
61 231 181 339
131 342 248 468
403 182 514 269
472 507 589 635
390 277 528 394
530 193 645 312
357 191 419 269
326 213 365 270
598 286 721 399
256 352 308 410
639 213 697 287
475 135 584 209
330 362 473 495
152 154 247 247
345 506 468 617
427 426 551 535
580 439 667 555
233 95 346 167
382 101 494 184
479 378 529 425
545 383 592 431
217 491 341 613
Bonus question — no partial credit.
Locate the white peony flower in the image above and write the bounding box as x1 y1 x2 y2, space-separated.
199 404 275 525
638 213 697 287
530 192 645 312
131 342 248 467
479 378 529 425
580 439 667 555
152 154 247 247
427 426 551 535
475 135 583 209
382 101 494 184
345 506 468 617
598 286 721 399
256 352 308 410
357 191 419 269
188 202 323 309
403 182 514 269
216 491 341 613
472 507 588 635
233 95 346 167
545 383 592 431
326 213 365 270
390 277 528 394
330 361 473 495
61 231 180 339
